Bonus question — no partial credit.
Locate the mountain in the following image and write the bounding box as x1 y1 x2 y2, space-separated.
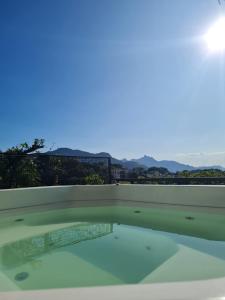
132 155 195 172
46 148 225 172
46 148 140 167
121 159 146 170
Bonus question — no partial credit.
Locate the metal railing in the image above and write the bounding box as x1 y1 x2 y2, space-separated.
1 152 225 188
0 154 112 189
116 177 225 185
36 153 112 184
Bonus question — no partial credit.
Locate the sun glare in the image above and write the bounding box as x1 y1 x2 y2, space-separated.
204 17 225 53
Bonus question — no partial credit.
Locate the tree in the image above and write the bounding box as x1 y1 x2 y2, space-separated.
147 167 170 177
3 139 44 155
0 139 44 188
84 174 104 185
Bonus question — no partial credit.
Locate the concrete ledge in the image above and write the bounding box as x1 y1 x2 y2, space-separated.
1 278 225 300
1 184 225 214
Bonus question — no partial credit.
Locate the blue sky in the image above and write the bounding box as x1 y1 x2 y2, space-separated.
1 0 225 166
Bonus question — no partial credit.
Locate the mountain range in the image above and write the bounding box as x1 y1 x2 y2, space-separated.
46 148 225 172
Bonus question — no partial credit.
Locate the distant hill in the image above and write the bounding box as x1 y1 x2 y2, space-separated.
47 148 110 158
132 155 195 172
46 148 130 166
46 148 225 172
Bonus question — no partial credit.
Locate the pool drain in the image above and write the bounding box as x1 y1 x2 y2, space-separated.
185 216 195 220
14 272 29 281
134 210 141 214
146 246 151 251
15 218 24 222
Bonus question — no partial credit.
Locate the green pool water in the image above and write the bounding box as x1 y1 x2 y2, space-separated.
1 206 225 291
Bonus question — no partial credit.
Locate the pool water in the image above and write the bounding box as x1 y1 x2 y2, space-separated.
1 206 225 291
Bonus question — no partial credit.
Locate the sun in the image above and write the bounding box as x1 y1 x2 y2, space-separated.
204 17 225 53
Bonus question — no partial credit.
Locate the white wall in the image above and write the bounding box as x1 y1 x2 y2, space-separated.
114 184 225 213
1 184 225 213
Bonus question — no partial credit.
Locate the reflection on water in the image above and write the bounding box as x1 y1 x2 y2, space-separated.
0 222 179 290
0 223 112 269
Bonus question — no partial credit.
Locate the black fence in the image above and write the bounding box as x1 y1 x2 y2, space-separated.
0 154 112 189
116 177 225 185
1 153 225 189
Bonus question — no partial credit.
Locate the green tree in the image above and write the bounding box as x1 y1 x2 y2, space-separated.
0 139 44 188
84 174 104 185
147 167 171 177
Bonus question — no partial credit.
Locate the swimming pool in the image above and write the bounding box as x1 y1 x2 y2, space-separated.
1 206 225 291
1 185 225 299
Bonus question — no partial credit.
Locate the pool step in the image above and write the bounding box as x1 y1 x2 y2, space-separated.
141 244 225 283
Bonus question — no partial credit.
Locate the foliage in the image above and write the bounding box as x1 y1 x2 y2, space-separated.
0 140 108 189
84 174 104 185
3 139 44 155
127 167 225 184
0 139 44 188
176 169 225 178
147 167 170 176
